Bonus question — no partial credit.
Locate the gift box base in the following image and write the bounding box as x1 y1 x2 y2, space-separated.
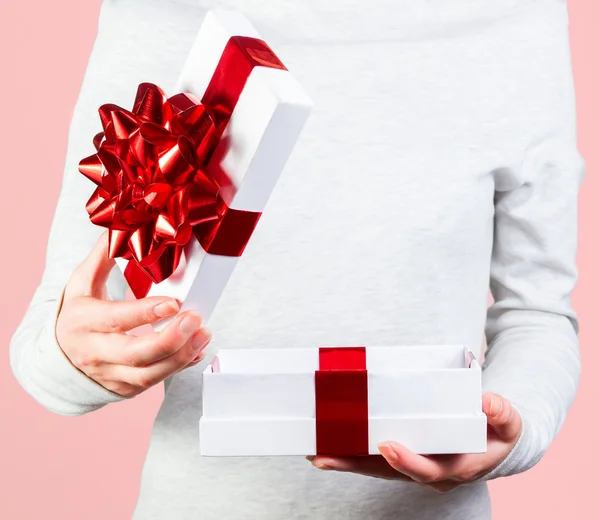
199 415 487 456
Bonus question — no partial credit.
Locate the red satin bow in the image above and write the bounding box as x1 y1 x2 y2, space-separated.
80 83 226 291
80 36 286 298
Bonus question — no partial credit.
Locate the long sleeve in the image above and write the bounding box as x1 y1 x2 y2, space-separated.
481 15 585 477
9 1 200 415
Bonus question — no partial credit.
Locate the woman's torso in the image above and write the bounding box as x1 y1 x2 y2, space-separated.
95 1 568 518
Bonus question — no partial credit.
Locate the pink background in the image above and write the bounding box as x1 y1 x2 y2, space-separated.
0 1 597 518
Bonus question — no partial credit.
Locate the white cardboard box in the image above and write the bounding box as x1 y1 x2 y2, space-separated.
200 345 487 456
114 10 313 330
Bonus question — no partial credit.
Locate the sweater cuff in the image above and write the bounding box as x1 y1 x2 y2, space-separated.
25 294 126 415
478 408 538 481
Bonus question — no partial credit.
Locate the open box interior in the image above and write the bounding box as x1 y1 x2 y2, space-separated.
206 345 476 374
200 344 487 456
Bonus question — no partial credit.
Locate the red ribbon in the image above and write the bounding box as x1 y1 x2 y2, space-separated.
79 36 286 298
315 347 369 456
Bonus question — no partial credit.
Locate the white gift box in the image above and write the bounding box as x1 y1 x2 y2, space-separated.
200 345 487 456
114 10 313 326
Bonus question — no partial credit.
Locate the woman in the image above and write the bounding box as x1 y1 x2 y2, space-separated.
10 1 583 518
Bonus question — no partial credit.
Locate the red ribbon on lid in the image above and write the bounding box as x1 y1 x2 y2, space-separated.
315 347 369 456
80 36 287 298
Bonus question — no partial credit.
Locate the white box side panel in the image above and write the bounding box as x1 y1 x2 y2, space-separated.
203 373 316 418
203 369 481 418
200 416 487 456
368 370 482 416
369 415 487 454
200 417 316 456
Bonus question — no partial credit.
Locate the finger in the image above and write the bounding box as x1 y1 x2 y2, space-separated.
64 331 131 368
67 231 115 298
116 326 211 389
309 456 413 481
121 311 208 367
74 295 180 333
482 393 522 442
377 442 449 483
180 352 205 372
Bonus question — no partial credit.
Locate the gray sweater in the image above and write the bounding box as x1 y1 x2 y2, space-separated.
10 1 583 518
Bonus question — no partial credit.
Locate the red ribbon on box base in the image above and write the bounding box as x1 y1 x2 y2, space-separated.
315 347 369 456
80 36 287 298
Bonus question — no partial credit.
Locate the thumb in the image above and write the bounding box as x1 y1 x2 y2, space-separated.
482 393 522 443
66 231 115 298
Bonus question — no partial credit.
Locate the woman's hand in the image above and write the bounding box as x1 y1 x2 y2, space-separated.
309 392 522 492
56 232 211 397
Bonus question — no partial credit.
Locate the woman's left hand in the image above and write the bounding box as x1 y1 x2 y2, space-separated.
308 392 522 493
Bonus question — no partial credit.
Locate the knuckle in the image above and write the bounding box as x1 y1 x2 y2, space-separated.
136 370 155 390
104 312 122 332
188 331 211 355
461 470 480 483
131 306 153 326
81 352 100 369
122 352 141 368
69 352 87 370
182 343 200 363
70 349 96 371
141 308 155 324
109 383 137 398
153 338 180 359
186 342 199 358
118 385 139 398
453 470 476 483
85 366 104 381
421 472 442 484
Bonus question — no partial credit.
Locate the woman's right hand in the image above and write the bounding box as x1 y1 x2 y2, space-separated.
56 232 211 397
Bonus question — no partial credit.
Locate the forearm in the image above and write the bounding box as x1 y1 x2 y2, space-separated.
9 0 200 414
481 309 580 478
10 284 124 415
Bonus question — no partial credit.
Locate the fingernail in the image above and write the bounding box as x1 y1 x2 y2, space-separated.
378 442 398 462
154 300 179 318
192 329 211 351
487 396 502 417
179 313 202 335
483 396 491 415
311 457 334 470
